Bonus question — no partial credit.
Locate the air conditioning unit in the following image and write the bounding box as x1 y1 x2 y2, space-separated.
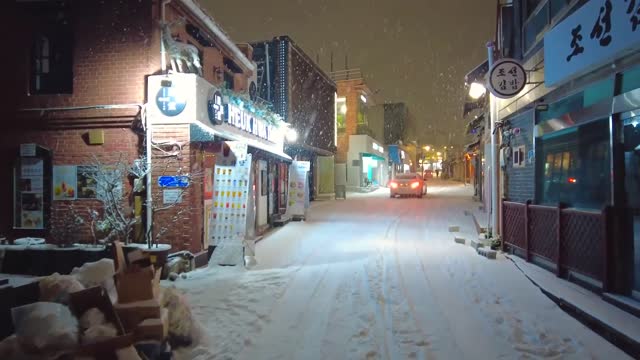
238 70 258 102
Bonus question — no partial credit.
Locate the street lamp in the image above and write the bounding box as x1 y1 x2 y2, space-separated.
424 145 431 151
285 127 298 142
468 82 486 99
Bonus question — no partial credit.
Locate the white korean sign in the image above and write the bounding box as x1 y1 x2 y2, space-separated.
545 0 640 87
487 58 527 99
163 189 183 205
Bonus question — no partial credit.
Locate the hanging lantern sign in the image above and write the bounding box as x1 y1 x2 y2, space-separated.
487 58 527 99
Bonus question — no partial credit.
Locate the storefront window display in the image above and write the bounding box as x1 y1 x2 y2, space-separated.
536 119 610 209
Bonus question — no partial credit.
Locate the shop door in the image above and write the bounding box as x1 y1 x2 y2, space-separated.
257 160 268 228
623 114 640 295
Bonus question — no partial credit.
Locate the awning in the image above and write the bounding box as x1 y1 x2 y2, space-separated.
465 60 489 85
463 60 489 117
465 139 481 152
465 113 485 134
190 122 292 162
284 143 334 157
362 153 386 162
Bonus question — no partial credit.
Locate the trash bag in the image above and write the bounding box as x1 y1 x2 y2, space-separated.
160 287 196 348
11 302 79 353
39 273 85 304
71 259 117 303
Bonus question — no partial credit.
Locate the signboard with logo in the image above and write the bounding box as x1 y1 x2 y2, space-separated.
207 90 224 125
487 58 527 99
156 84 187 117
223 103 277 143
545 0 640 87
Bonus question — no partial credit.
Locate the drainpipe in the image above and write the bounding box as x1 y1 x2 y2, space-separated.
161 0 173 73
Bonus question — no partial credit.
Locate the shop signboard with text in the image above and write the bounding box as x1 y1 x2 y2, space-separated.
545 0 640 87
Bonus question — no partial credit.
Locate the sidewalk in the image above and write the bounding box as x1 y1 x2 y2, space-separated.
507 254 640 358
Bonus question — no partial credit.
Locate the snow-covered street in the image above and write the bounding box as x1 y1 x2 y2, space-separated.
173 181 629 360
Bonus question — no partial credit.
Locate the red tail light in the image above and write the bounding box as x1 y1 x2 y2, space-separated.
410 181 420 189
390 181 398 189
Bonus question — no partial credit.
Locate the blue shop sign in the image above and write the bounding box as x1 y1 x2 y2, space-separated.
158 175 190 188
156 86 187 117
545 0 640 87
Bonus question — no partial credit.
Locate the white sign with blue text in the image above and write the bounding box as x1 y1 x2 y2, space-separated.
545 0 640 87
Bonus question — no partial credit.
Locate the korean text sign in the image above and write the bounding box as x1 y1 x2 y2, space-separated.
544 0 640 87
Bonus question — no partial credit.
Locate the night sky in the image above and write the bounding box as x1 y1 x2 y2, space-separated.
202 0 496 147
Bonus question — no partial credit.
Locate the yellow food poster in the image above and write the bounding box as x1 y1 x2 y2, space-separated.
53 165 77 200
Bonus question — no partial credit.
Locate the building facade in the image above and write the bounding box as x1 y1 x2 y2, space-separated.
4 0 290 256
383 103 409 145
332 69 388 190
494 0 640 301
250 36 337 200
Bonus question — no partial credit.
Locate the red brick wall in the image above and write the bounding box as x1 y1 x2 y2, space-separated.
0 128 140 242
149 124 203 253
3 0 153 243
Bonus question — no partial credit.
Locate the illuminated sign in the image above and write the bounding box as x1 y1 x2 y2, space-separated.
156 86 187 117
224 103 277 143
207 90 224 125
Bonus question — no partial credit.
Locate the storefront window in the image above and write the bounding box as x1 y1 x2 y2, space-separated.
536 119 611 209
337 98 346 132
357 98 367 126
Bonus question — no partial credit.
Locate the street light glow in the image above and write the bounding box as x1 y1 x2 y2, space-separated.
360 94 367 103
468 82 486 99
424 146 431 151
285 127 298 142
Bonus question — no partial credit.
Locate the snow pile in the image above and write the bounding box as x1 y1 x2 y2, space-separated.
171 183 630 359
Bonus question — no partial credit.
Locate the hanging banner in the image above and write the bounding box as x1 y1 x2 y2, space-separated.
287 161 310 217
209 154 252 245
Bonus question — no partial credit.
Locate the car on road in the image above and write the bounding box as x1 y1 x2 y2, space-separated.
389 173 426 198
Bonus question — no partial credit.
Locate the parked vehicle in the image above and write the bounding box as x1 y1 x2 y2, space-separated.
389 173 426 198
423 170 433 180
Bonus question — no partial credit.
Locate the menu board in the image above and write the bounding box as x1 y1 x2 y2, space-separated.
209 154 252 245
287 161 310 217
15 157 45 229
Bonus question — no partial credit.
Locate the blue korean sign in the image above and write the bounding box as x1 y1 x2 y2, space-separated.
545 0 640 87
156 86 187 117
158 176 190 188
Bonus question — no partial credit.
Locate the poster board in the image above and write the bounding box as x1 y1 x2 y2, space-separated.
53 165 77 200
209 145 252 245
287 161 310 217
14 158 45 229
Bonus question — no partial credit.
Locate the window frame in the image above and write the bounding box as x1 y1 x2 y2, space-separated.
29 9 74 95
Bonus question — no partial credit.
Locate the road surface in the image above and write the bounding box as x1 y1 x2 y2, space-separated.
174 181 629 360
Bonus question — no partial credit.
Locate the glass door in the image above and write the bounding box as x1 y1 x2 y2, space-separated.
622 114 640 296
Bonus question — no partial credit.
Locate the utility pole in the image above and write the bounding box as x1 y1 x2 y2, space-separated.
487 41 499 238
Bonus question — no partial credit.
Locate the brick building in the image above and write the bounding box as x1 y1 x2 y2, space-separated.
3 0 290 255
331 69 387 189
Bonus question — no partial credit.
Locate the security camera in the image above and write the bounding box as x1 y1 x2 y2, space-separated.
512 128 521 136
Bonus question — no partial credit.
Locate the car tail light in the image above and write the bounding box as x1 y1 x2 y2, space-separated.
410 181 420 189
390 181 398 189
